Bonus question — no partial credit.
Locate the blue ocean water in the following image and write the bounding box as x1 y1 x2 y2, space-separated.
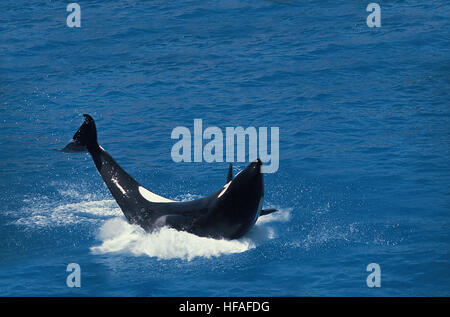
0 0 449 296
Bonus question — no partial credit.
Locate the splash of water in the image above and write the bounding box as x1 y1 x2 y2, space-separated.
14 187 290 260
91 208 291 261
91 217 254 260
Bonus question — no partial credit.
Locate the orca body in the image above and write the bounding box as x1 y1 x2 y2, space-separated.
61 115 277 240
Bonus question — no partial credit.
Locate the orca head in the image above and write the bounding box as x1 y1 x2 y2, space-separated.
212 159 264 239
228 158 264 199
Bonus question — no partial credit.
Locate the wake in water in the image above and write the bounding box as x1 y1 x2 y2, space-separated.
13 186 290 261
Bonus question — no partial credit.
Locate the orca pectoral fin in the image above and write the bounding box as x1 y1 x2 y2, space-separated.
260 208 278 216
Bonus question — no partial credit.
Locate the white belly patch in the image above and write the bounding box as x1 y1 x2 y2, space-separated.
138 186 175 203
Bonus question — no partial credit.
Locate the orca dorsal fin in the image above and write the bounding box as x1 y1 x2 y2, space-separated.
227 163 233 182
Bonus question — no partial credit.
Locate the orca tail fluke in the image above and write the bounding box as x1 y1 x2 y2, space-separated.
61 114 99 153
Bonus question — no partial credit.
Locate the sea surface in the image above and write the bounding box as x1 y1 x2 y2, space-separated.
0 0 449 296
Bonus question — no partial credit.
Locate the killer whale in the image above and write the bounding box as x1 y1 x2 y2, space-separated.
61 114 278 240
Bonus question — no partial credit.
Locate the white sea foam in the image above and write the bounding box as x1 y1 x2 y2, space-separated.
14 199 122 227
14 188 122 228
15 188 290 260
91 206 291 260
90 217 256 260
